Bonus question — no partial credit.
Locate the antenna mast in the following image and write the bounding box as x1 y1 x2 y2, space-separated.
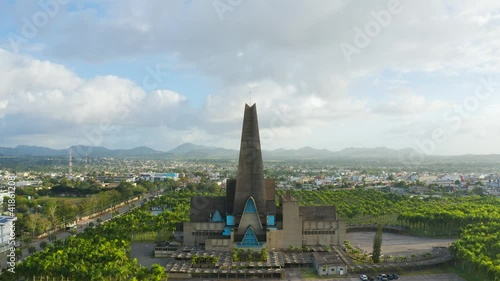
84 153 88 177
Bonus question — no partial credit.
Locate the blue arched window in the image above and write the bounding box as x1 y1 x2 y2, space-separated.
243 197 257 213
241 226 259 246
211 209 223 222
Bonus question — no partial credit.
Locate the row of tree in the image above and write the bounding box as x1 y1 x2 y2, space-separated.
282 189 500 235
8 179 167 237
279 189 404 220
451 222 500 280
291 188 500 278
396 196 500 236
4 190 221 280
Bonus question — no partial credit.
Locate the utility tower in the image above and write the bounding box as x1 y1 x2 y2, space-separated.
84 153 88 177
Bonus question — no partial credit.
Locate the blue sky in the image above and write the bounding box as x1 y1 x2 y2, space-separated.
1 0 500 155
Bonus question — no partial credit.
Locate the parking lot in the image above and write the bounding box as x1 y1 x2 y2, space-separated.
347 232 457 256
130 242 167 268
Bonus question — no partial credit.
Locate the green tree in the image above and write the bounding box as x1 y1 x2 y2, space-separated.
372 224 383 263
232 248 239 262
260 248 268 262
150 264 168 281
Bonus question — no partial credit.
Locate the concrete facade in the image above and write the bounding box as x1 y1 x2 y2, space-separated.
183 104 346 251
312 252 347 276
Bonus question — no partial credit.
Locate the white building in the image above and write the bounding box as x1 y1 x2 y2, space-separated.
139 172 179 182
0 216 17 252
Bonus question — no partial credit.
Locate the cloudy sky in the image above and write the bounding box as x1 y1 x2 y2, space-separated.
0 0 500 155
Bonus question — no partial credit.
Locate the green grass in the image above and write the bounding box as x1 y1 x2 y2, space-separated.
300 269 321 279
38 196 85 204
131 231 158 242
131 231 169 242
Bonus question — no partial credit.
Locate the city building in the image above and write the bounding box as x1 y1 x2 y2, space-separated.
312 252 347 276
139 172 179 182
0 216 16 253
183 104 346 251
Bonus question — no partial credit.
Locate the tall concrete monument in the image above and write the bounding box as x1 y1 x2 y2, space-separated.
183 104 346 251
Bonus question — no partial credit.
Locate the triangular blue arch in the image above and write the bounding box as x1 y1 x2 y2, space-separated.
241 226 259 246
212 209 223 222
244 197 257 213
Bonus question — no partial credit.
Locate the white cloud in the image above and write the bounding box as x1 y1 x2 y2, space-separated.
2 1 500 153
0 49 189 148
373 93 448 116
0 49 189 125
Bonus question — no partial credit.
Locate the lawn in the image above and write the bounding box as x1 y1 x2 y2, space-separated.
38 196 85 204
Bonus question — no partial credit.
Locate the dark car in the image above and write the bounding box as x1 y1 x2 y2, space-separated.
389 273 399 279
387 274 394 280
378 274 388 281
369 276 376 281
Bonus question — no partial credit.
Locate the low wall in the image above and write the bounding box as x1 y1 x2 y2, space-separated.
347 224 407 234
349 247 454 273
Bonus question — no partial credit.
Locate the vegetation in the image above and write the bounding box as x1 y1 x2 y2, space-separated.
451 222 500 280
192 254 218 266
2 190 221 280
287 189 500 279
7 178 166 239
278 189 404 221
281 190 500 236
372 224 383 263
4 174 500 279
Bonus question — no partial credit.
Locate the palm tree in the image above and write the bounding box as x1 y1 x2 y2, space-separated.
150 264 167 281
46 204 59 232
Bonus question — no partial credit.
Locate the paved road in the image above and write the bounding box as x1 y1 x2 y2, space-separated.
348 273 465 281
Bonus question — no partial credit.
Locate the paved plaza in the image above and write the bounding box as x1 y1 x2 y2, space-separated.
347 232 457 256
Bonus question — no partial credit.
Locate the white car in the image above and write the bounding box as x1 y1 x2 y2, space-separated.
378 274 388 281
360 274 368 281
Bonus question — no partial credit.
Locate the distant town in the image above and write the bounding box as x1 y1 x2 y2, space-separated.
2 155 499 197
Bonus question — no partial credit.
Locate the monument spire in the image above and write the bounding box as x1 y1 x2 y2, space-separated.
233 103 266 215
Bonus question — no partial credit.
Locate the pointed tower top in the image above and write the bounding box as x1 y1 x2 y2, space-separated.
233 103 266 215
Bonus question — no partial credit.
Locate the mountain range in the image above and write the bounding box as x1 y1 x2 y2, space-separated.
1 143 500 163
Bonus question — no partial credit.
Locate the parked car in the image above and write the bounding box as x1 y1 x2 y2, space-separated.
368 276 376 281
387 274 394 280
378 274 388 281
360 274 368 281
389 273 399 279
